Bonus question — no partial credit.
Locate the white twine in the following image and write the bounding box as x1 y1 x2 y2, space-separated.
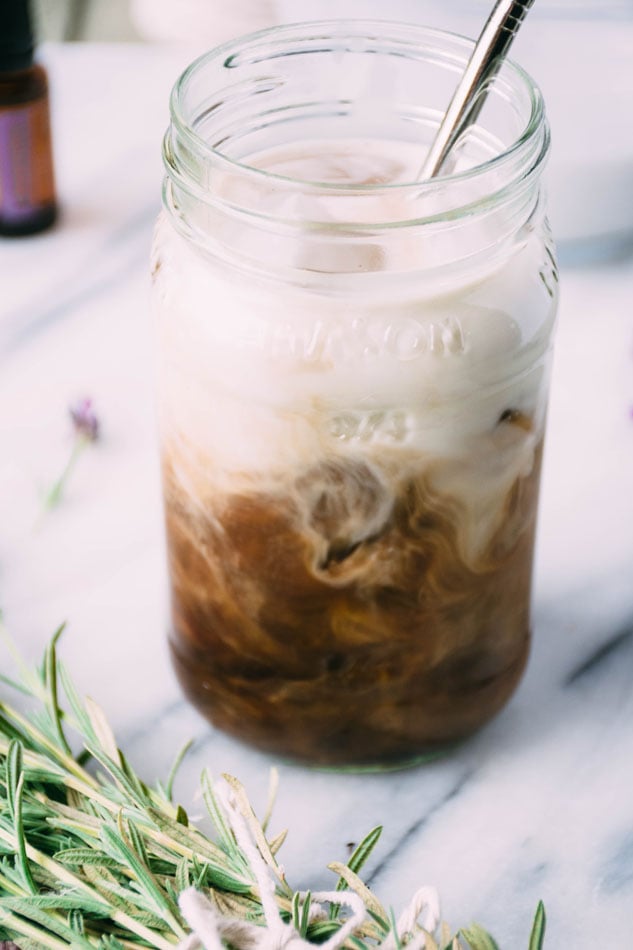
177 777 441 950
397 886 442 940
380 886 442 950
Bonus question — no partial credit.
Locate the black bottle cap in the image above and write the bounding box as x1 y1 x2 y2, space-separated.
0 0 35 73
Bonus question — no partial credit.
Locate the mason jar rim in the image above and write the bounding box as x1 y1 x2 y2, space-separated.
168 19 547 202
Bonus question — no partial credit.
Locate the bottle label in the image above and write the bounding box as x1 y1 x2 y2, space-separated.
0 98 55 222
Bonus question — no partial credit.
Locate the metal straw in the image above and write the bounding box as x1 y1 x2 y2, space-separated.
418 0 536 180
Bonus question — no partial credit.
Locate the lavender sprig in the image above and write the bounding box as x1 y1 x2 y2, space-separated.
44 398 100 509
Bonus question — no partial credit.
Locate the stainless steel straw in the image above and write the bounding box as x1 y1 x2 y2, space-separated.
418 0 536 180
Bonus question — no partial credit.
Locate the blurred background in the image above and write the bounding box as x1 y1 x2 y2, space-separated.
34 0 138 41
28 0 633 258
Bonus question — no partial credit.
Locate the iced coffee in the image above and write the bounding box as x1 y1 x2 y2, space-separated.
154 25 558 767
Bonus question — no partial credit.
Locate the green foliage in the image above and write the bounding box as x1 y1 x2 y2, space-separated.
528 902 546 950
0 627 546 949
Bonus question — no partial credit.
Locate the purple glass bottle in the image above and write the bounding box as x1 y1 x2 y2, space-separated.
0 0 57 236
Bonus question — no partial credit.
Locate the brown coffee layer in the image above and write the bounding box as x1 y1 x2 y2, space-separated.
164 444 542 767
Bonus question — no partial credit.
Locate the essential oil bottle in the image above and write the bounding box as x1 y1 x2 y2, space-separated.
0 0 57 236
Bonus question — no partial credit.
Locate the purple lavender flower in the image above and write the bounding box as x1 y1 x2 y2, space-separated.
69 397 100 442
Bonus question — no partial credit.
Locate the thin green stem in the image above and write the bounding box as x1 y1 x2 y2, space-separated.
0 826 178 949
0 702 100 790
44 437 87 509
0 908 79 950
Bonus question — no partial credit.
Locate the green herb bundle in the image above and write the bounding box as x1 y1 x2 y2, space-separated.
0 626 546 950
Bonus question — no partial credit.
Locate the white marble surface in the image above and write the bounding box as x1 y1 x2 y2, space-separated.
1 43 633 948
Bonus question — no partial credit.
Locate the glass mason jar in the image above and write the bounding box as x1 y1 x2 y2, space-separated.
152 22 558 768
